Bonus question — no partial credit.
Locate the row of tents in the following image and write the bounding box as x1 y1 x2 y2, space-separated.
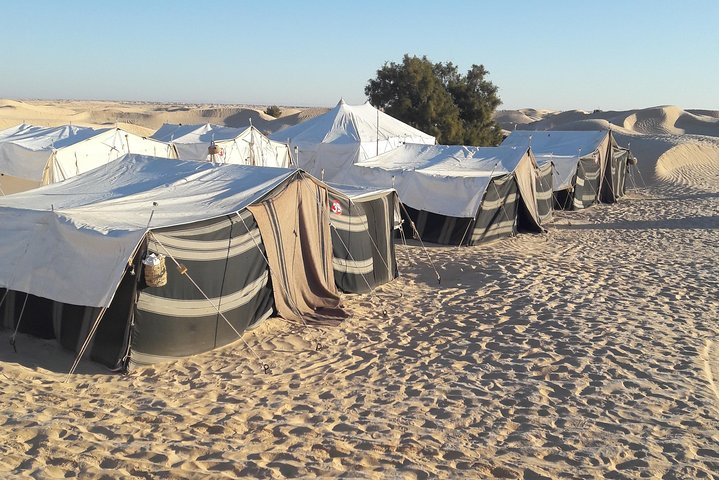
269 100 636 246
0 122 292 194
0 100 638 372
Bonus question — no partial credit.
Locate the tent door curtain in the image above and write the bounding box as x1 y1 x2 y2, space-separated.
0 265 138 370
601 149 629 203
535 162 554 224
247 175 341 323
469 174 519 245
570 157 602 210
329 193 398 293
130 213 274 369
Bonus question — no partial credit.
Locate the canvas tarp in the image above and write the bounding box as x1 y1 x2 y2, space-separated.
269 99 435 181
501 130 630 210
335 143 544 246
327 184 399 293
0 124 176 194
152 123 292 168
340 144 541 224
248 178 341 322
0 155 302 308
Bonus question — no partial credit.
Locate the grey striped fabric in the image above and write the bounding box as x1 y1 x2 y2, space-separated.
536 162 554 223
329 192 398 293
470 174 519 245
571 157 602 210
130 212 274 369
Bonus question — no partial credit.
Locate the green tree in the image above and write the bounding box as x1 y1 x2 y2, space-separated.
265 105 282 118
365 55 503 146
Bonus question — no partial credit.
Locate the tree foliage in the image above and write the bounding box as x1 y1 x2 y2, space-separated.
265 105 282 118
365 55 503 146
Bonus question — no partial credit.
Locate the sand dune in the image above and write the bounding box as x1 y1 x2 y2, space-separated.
0 99 329 136
0 101 718 478
498 105 719 139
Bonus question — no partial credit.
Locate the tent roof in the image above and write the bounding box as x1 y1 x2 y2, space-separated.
355 143 528 177
502 130 611 191
328 182 396 202
502 130 609 158
0 155 300 307
0 123 101 152
0 154 298 230
151 123 250 144
341 144 531 218
270 100 435 145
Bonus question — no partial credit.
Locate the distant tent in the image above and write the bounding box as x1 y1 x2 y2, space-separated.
327 184 400 293
269 99 435 181
0 155 343 371
0 123 176 194
151 123 291 168
502 130 629 209
339 144 544 246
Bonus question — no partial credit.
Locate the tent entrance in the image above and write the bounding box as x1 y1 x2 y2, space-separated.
0 263 138 370
248 175 342 323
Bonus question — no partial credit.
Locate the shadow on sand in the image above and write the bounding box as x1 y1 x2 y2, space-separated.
0 331 113 376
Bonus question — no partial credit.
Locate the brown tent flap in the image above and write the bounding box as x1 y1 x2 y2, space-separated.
248 173 342 323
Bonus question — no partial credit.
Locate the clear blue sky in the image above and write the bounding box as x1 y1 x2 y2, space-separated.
1 0 717 110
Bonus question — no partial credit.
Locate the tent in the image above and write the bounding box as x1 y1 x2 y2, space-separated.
328 184 400 293
151 123 291 168
0 155 342 371
0 123 177 194
269 99 435 181
338 144 544 246
502 130 630 210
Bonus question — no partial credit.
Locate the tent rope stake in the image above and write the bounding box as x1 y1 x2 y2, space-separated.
149 232 270 374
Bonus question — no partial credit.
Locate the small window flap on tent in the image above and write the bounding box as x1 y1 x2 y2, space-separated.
247 174 342 323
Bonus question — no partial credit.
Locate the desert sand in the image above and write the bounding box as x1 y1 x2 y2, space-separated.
0 100 718 478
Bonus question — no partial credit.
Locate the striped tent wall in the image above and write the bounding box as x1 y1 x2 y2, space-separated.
401 174 521 246
130 211 274 369
329 192 398 293
601 148 629 203
469 174 519 245
572 157 602 209
536 162 554 224
554 157 602 210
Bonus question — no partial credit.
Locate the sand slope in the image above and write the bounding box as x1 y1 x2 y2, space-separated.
0 99 329 136
497 105 719 138
0 101 718 478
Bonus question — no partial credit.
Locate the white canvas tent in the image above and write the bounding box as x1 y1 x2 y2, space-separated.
339 144 544 245
151 123 291 168
0 155 341 370
0 123 176 194
502 130 630 209
269 99 435 181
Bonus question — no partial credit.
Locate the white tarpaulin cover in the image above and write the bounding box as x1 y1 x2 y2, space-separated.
0 124 176 193
151 123 291 168
339 143 536 219
502 130 609 190
0 124 98 181
269 100 435 180
0 155 298 308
